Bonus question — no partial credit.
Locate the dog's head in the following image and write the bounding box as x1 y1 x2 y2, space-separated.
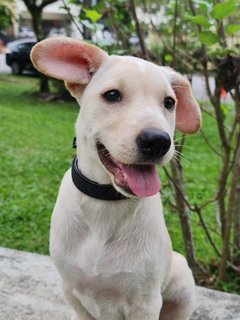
31 37 201 198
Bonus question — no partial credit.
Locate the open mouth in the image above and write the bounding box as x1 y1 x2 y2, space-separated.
97 142 161 198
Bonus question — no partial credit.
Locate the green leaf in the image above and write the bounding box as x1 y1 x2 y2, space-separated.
198 31 219 45
220 103 230 116
83 9 102 23
194 0 213 14
185 15 211 27
164 54 173 62
225 24 240 35
211 1 236 20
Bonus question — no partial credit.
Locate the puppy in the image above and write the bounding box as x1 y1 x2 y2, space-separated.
31 37 201 320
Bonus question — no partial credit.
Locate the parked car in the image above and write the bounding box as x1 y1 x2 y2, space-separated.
5 38 37 75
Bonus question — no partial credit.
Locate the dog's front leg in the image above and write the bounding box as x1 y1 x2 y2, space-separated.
128 295 162 320
159 252 195 320
63 284 95 320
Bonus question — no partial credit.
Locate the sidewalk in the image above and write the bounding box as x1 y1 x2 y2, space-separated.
0 247 240 320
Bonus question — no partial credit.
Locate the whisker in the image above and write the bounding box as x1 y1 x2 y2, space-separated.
173 150 190 163
174 135 194 142
174 143 198 151
171 154 190 165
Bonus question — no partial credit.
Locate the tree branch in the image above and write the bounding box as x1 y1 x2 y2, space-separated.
61 0 83 37
129 0 149 60
194 205 221 257
188 0 214 103
172 0 178 68
200 130 222 157
39 0 58 10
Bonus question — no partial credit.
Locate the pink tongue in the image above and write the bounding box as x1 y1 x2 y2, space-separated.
117 164 161 197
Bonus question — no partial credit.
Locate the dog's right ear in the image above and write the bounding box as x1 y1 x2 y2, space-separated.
161 67 201 134
30 37 108 96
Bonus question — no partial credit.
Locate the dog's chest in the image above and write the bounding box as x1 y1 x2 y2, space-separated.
61 225 162 319
73 238 157 320
51 189 167 318
75 227 158 282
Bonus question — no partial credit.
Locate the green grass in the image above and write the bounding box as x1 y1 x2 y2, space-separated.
0 74 78 253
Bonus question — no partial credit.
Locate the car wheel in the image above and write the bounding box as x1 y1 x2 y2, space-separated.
11 61 22 75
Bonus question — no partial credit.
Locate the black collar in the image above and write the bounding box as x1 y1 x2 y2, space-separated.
71 156 128 201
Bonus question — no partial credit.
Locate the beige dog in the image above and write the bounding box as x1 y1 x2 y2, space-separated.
31 37 201 320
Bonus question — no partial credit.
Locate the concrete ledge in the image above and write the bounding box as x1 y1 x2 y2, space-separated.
0 247 240 320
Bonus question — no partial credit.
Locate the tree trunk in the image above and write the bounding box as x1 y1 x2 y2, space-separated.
233 133 240 262
30 8 50 93
211 81 231 242
39 75 49 93
218 132 240 280
170 159 197 276
31 9 44 41
233 88 240 263
23 1 50 94
218 83 240 280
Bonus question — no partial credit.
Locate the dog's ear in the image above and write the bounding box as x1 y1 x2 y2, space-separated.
162 68 201 134
30 37 108 96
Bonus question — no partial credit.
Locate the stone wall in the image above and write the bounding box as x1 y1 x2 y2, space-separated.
0 247 239 320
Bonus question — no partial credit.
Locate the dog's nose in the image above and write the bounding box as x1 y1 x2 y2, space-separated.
136 129 171 159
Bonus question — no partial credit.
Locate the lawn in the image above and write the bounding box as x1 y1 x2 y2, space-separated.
0 74 221 262
0 74 78 253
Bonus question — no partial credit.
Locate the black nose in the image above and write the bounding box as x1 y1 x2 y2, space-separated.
136 129 171 159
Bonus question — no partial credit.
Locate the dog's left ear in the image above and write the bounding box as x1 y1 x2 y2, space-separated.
30 37 108 96
162 68 202 134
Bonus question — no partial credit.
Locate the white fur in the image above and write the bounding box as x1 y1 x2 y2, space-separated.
31 38 198 320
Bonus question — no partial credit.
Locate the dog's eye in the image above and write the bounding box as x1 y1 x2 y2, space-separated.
102 90 122 103
164 97 175 110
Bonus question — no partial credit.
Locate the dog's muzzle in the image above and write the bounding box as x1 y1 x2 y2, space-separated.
136 129 171 161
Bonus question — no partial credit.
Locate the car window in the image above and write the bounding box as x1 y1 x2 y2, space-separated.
17 42 35 53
